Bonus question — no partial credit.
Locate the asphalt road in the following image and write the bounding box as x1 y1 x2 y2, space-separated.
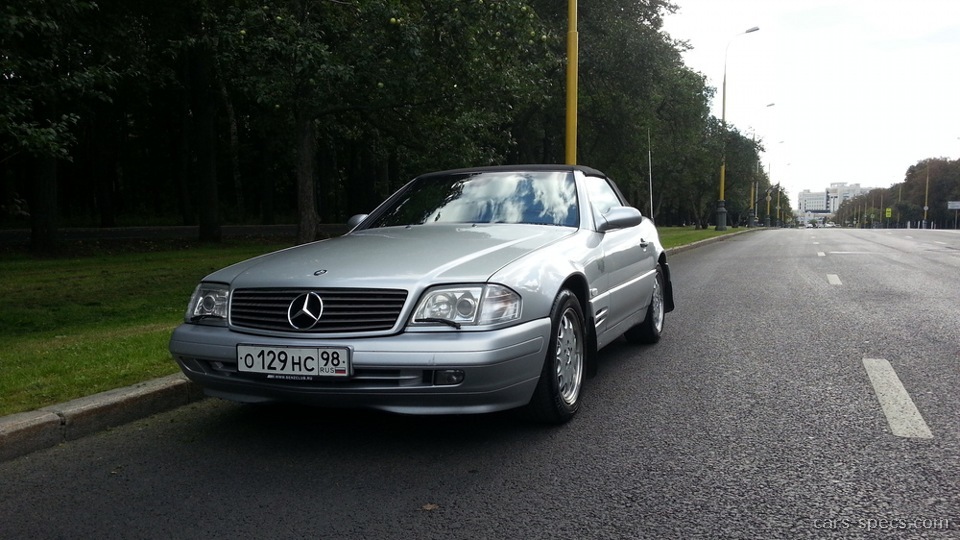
1 228 958 539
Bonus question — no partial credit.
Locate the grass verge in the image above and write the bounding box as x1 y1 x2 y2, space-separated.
0 226 743 416
657 225 745 249
0 239 290 416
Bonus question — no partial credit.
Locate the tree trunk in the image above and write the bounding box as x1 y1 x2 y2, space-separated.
345 143 379 217
188 40 221 242
29 94 61 253
219 77 244 222
93 106 118 228
175 102 196 226
256 142 276 226
30 155 59 253
295 112 319 244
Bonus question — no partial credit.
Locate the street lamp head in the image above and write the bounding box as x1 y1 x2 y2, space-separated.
745 26 760 33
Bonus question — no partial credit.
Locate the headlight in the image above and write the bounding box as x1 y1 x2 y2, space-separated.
186 284 229 322
411 284 521 328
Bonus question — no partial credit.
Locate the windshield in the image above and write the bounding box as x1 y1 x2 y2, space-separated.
366 170 579 228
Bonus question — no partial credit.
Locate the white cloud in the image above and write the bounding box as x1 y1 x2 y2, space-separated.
663 0 960 203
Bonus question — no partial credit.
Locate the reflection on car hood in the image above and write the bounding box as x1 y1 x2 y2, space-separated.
206 224 575 289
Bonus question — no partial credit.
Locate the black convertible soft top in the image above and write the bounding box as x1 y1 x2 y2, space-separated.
417 164 607 180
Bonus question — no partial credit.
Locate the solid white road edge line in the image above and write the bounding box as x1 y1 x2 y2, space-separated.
862 358 933 439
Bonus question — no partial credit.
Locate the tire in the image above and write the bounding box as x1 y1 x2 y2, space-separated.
526 289 586 424
624 263 665 345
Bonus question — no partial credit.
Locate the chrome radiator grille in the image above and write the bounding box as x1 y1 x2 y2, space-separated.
230 288 408 333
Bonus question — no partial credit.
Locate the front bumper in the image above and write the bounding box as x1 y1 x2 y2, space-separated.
168 318 551 415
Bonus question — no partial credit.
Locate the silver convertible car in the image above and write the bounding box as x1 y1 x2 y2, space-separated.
169 165 674 423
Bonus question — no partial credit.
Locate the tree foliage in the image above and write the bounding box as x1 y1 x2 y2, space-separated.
835 158 960 228
2 0 783 251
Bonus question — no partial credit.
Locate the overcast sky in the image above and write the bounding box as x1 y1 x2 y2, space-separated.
661 0 960 203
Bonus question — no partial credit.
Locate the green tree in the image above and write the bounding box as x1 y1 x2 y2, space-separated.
0 0 776 241
646 66 715 226
1 0 119 251
529 0 723 227
228 0 555 243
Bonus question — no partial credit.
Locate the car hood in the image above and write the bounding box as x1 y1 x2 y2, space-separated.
205 224 576 289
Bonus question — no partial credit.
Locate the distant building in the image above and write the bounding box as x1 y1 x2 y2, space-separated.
798 190 828 213
797 183 871 225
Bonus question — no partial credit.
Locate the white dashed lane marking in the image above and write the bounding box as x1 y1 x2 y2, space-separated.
862 358 933 439
827 274 842 285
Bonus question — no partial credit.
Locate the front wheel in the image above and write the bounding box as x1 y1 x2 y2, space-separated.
624 263 665 344
526 289 585 424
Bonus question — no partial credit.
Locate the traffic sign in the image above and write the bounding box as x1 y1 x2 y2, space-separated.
948 201 960 210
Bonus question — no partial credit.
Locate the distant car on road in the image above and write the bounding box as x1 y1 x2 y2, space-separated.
169 165 674 423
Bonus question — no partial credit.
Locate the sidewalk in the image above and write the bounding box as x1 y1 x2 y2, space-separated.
0 374 205 462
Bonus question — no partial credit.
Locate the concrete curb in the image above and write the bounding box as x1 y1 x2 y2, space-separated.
0 227 760 463
0 374 205 462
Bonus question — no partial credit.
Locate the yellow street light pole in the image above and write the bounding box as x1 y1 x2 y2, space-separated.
749 150 757 227
897 183 902 226
747 102 774 227
776 183 782 227
880 190 884 228
565 0 579 165
716 26 759 231
764 163 772 227
765 190 772 227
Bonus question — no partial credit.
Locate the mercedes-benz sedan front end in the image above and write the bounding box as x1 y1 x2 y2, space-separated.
169 165 674 423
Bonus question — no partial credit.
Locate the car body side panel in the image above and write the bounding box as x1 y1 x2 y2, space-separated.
594 222 657 343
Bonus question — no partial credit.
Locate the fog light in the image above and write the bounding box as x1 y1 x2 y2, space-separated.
434 369 465 386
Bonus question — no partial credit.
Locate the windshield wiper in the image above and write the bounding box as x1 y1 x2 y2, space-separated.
415 317 462 329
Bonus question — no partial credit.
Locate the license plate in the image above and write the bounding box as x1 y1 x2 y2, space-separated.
237 345 351 378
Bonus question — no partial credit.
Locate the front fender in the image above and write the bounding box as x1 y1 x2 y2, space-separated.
490 232 601 323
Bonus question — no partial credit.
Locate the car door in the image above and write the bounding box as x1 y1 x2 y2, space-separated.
582 175 658 346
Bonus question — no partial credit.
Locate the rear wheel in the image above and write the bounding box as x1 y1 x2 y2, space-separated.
624 263 665 344
526 289 585 424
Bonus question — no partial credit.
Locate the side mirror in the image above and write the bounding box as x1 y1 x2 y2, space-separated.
597 206 642 232
346 214 369 231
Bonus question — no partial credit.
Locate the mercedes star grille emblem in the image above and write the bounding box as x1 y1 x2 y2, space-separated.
288 292 324 330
